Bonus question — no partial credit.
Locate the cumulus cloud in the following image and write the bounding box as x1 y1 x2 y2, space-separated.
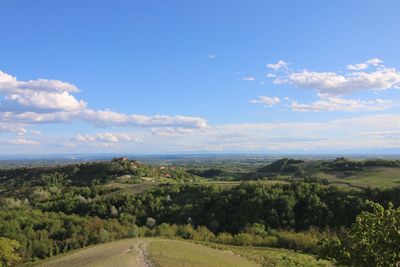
100 114 399 153
74 132 142 145
0 71 79 93
9 113 400 153
347 63 368 71
5 91 87 111
0 122 26 135
289 94 393 112
242 76 256 81
267 60 289 71
271 58 400 95
151 127 194 137
0 70 208 129
250 96 281 106
150 114 400 152
2 138 39 145
347 58 384 70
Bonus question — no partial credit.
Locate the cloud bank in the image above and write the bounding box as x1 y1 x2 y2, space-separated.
0 70 208 129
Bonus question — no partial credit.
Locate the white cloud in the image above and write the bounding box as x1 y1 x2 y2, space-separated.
0 70 208 129
80 110 208 128
347 63 368 71
0 71 78 93
347 58 384 70
274 58 400 95
151 127 194 137
3 138 39 145
30 130 42 135
5 91 87 111
140 114 400 152
242 76 256 81
290 94 393 112
6 114 400 153
366 58 384 66
267 60 289 71
74 132 142 145
250 96 281 106
0 122 26 135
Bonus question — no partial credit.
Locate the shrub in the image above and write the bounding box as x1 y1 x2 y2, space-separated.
177 224 195 239
233 233 253 246
156 223 178 238
216 232 234 244
0 237 21 266
276 231 318 253
193 226 215 242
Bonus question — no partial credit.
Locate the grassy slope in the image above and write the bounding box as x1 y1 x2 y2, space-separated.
149 239 259 267
34 239 148 267
29 238 331 267
196 242 332 267
314 167 400 188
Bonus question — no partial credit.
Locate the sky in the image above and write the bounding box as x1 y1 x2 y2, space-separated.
0 0 399 155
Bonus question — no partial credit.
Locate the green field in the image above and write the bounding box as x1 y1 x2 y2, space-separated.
200 180 288 188
149 239 259 267
29 238 332 267
314 167 400 188
196 242 332 267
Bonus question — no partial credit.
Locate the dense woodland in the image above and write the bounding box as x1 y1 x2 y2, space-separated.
1 157 400 266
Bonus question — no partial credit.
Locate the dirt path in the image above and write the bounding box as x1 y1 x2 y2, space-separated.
135 240 154 267
39 239 154 267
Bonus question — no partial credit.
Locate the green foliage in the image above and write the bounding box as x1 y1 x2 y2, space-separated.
1 158 400 264
252 158 304 177
0 237 21 266
156 223 178 238
275 231 319 253
320 201 400 266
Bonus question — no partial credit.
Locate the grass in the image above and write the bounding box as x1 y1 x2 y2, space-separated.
194 242 333 267
149 239 259 267
314 167 400 188
29 238 332 267
33 239 147 267
104 181 157 195
198 180 288 189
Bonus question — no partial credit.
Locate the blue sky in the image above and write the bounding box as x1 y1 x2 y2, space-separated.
0 0 399 154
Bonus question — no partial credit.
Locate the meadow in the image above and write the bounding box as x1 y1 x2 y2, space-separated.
30 238 331 267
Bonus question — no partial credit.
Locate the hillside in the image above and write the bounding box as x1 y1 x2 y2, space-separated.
34 238 330 267
1 157 400 266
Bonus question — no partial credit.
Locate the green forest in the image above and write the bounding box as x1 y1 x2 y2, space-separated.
1 157 400 266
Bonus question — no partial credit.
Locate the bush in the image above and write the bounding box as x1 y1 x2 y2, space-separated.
234 233 253 246
177 224 195 239
0 237 21 266
193 226 215 242
216 232 234 244
261 236 278 247
156 223 178 238
276 231 319 253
